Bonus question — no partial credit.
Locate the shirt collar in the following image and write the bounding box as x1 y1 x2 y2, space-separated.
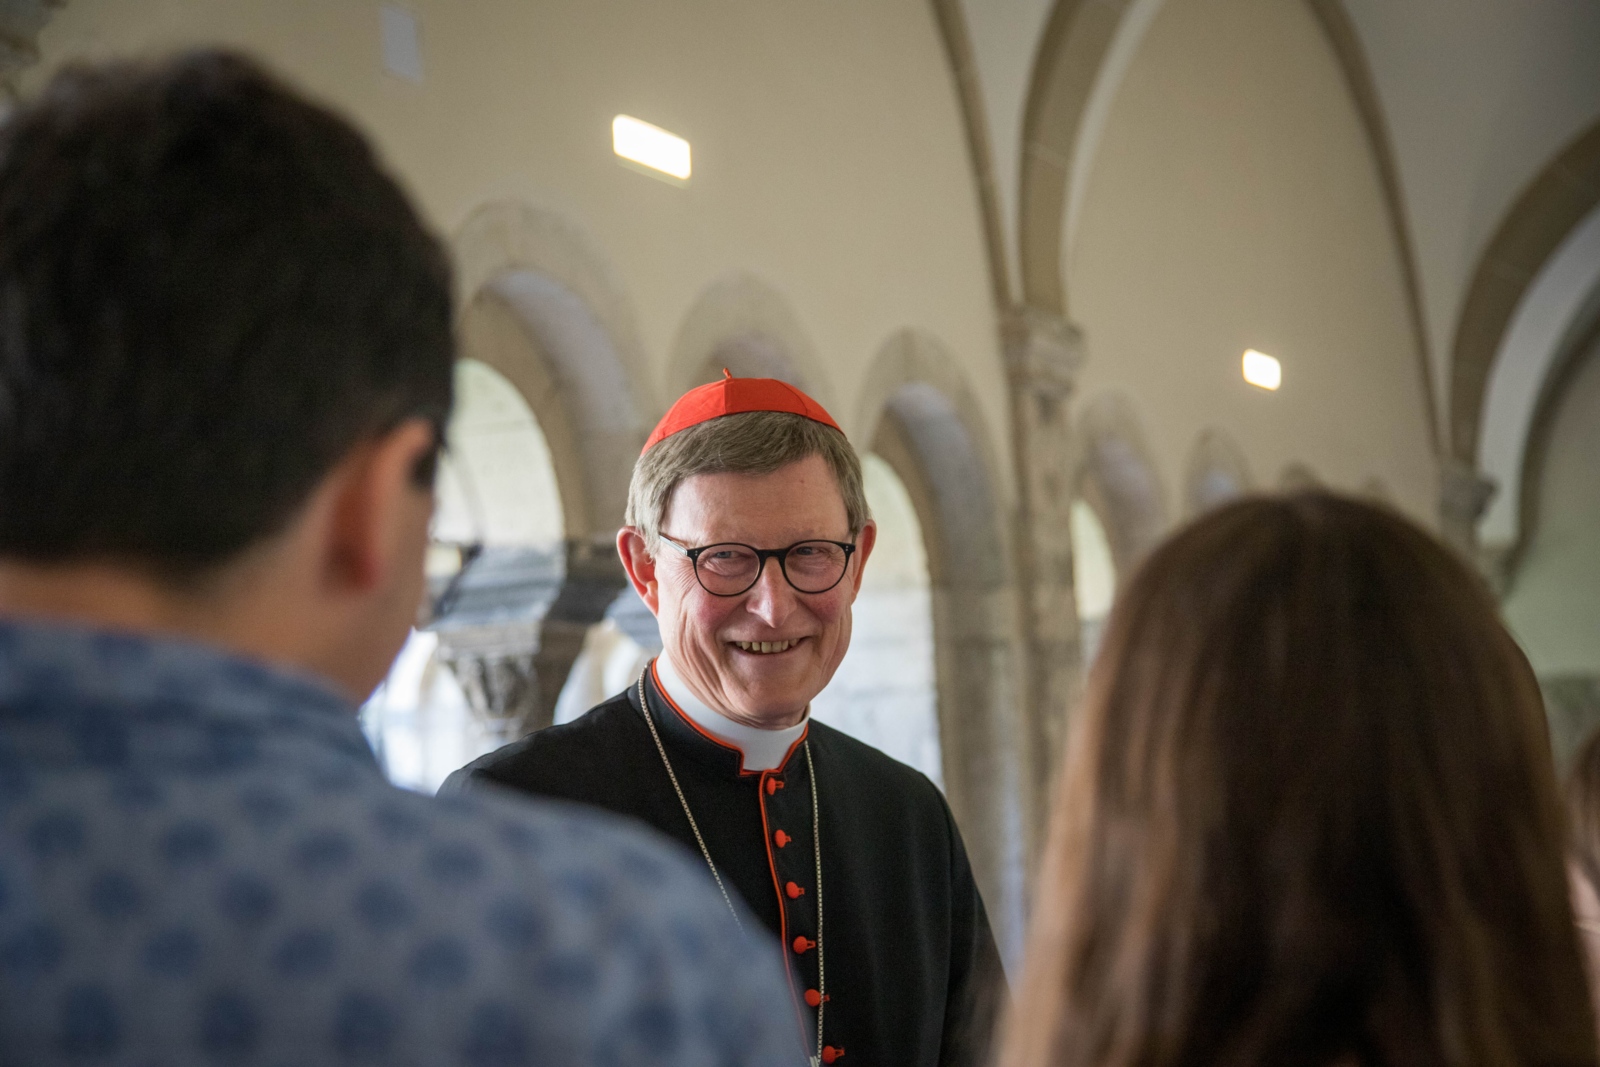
652 652 807 773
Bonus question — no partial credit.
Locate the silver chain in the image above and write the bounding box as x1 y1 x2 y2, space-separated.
635 667 827 1066
805 740 825 1066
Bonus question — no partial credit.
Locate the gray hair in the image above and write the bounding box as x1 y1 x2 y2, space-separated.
626 410 870 547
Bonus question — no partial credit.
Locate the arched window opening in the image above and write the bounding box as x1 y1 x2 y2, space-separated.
363 358 565 792
811 453 943 787
1071 499 1116 664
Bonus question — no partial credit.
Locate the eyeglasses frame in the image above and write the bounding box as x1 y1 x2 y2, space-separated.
657 534 858 598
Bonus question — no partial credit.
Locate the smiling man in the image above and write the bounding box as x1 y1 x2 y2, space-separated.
446 374 1006 1066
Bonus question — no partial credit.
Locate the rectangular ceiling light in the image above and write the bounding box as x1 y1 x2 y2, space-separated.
1242 349 1281 391
612 115 691 181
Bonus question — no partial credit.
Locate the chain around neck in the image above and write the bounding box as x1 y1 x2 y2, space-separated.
634 666 827 1065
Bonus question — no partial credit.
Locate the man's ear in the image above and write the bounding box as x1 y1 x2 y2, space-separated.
325 419 437 593
617 527 661 616
848 520 878 597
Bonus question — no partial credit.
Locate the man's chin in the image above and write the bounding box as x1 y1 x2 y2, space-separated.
722 672 821 725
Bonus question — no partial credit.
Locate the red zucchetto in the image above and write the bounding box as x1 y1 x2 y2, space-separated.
641 369 842 454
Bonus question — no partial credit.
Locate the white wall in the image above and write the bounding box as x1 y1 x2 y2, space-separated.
1068 0 1438 521
27 0 1011 496
1342 0 1600 416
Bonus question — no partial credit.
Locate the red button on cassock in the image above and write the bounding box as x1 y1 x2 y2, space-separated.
793 936 815 954
822 1046 843 1063
774 830 790 848
766 777 785 795
786 881 805 899
804 988 823 1008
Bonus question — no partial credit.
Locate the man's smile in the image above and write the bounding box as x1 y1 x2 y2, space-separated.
731 637 807 655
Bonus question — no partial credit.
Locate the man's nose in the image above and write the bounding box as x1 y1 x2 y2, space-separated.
742 556 797 626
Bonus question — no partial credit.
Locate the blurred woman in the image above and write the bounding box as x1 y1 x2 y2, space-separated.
1566 728 1600 1030
1003 493 1595 1067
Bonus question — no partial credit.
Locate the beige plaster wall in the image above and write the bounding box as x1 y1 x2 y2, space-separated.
1343 0 1600 412
1504 346 1600 677
1067 0 1437 522
26 0 1011 502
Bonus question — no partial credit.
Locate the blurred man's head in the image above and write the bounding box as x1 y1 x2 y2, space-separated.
0 51 454 698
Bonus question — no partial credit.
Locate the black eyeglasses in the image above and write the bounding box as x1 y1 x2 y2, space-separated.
658 535 857 597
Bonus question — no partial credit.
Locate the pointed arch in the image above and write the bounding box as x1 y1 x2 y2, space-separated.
444 201 657 735
1070 391 1168 572
665 271 833 410
1183 427 1254 517
1458 120 1600 550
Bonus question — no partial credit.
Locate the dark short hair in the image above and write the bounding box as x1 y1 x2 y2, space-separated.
0 50 453 579
1004 492 1595 1067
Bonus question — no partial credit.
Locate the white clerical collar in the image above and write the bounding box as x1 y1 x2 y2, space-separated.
652 652 807 773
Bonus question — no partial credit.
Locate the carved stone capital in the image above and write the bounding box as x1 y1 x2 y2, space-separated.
1002 306 1084 398
1438 458 1496 552
433 624 542 742
426 540 632 739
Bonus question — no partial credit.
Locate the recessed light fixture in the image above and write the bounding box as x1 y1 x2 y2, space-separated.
1242 349 1281 391
612 115 691 181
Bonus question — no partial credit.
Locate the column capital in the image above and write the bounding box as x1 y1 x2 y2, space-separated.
1002 306 1084 395
1438 457 1496 551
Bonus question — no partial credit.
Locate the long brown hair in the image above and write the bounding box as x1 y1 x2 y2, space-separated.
1004 493 1595 1067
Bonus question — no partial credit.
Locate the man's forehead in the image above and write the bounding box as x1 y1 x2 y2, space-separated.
664 459 851 542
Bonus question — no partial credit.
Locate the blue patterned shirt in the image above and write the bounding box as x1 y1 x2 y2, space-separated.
0 619 803 1066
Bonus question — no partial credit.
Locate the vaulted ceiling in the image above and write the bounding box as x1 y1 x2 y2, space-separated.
948 0 1600 550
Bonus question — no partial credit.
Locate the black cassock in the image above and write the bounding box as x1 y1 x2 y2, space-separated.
443 662 1006 1067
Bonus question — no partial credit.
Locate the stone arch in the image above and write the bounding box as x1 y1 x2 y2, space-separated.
666 271 834 408
1279 462 1323 490
1183 427 1254 517
1502 311 1600 590
1017 0 1435 449
1453 120 1600 462
1070 391 1169 573
454 200 658 538
855 328 1027 965
440 201 659 737
1458 118 1600 550
1018 0 1151 314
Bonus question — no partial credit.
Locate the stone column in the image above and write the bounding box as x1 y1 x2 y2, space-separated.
432 538 630 741
524 537 631 734
435 627 541 745
1002 307 1087 854
1438 457 1496 556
